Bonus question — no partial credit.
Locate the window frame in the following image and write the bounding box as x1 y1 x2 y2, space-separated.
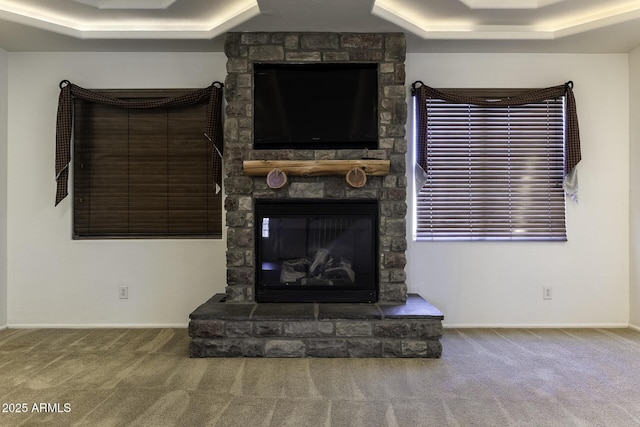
414 87 567 242
72 88 223 240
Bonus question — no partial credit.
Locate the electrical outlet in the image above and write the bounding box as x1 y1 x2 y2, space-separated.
119 286 129 299
543 286 552 300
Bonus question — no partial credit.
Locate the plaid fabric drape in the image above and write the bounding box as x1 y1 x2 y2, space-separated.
55 81 224 206
412 82 581 178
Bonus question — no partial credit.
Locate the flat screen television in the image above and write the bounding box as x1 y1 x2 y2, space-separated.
253 63 378 150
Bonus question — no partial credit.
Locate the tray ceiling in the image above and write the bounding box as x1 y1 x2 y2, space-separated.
0 0 639 52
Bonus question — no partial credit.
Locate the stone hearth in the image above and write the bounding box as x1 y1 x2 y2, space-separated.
190 294 443 358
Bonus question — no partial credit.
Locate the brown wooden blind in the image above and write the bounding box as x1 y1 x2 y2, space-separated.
73 89 222 239
416 89 566 241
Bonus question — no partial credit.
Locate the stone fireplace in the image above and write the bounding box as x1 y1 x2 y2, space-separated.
189 32 444 358
223 31 408 304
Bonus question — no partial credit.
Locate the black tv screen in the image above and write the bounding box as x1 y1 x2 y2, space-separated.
253 63 378 150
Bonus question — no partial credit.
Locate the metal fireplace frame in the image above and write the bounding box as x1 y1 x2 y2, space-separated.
254 198 379 303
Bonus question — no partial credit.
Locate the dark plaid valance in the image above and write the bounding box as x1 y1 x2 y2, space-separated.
55 81 224 206
412 82 581 178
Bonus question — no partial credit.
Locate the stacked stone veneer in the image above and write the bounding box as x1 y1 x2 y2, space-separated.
223 32 408 303
190 294 443 358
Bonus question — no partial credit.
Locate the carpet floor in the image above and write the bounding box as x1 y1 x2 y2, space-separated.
1 327 639 426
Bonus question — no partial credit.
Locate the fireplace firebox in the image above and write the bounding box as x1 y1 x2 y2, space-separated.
255 199 378 303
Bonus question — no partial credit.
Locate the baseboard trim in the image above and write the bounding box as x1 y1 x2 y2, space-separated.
443 323 630 329
7 323 189 329
6 323 636 330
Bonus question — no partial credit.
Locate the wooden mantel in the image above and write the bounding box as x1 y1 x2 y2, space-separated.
242 159 390 177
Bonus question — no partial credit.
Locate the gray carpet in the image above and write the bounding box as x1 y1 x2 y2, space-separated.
1 327 639 426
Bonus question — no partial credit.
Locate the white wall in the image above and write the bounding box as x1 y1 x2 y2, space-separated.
630 47 640 329
0 49 7 328
406 53 630 327
5 51 633 327
7 52 228 327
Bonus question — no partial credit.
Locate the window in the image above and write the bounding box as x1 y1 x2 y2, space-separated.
414 87 568 241
72 89 222 239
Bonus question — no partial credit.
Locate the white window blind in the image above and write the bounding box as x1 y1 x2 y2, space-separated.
416 92 566 241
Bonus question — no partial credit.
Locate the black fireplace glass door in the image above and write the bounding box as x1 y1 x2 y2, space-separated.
255 199 378 303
